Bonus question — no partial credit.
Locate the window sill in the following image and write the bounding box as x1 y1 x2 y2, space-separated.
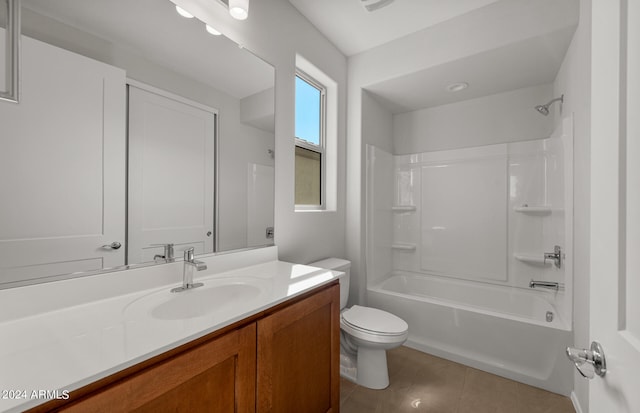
294 206 335 213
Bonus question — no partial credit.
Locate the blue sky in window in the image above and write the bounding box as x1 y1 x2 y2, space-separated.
295 76 321 145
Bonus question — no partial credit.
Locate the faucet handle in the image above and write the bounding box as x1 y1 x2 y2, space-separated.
184 247 195 262
543 245 563 268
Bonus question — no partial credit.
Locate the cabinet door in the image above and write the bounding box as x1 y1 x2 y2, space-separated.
61 324 256 413
257 284 340 413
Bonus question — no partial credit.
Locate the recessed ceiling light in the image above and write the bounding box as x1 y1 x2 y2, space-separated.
361 0 395 12
446 82 469 93
175 5 194 18
205 24 222 36
229 0 249 20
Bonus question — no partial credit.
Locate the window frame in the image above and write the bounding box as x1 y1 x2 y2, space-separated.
294 69 327 210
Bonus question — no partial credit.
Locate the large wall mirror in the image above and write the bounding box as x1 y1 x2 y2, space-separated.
0 0 275 288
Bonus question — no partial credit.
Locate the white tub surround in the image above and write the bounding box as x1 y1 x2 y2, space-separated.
365 116 574 395
0 247 341 413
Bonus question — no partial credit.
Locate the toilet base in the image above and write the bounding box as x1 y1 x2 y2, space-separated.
339 353 357 383
339 345 391 390
356 347 389 389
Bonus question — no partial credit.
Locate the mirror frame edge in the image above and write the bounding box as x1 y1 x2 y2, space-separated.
0 0 19 103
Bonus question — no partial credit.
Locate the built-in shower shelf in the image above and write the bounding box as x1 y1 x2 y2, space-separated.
514 205 552 214
392 205 417 212
514 253 552 265
392 243 417 251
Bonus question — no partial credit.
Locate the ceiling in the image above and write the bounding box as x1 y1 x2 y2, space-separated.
288 0 499 56
290 0 579 113
366 25 577 113
21 0 274 99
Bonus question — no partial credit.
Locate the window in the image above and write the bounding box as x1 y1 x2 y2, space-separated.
295 72 325 208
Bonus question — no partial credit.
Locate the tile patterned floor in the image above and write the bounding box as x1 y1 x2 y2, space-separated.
340 346 575 413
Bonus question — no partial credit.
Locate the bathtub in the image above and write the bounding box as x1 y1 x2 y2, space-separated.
367 272 573 395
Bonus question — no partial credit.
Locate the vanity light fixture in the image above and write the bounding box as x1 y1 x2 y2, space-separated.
229 0 249 20
206 24 222 36
446 82 469 93
175 5 194 18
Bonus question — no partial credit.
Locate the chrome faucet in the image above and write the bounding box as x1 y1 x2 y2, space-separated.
171 248 206 292
153 243 175 262
529 280 560 290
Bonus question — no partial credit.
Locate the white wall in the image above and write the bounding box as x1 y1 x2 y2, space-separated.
392 84 554 154
240 87 275 132
362 91 394 153
553 0 592 410
173 0 348 264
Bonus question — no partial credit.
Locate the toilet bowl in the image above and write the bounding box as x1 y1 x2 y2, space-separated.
309 258 409 390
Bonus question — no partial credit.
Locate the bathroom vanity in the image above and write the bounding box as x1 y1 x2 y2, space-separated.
0 247 340 413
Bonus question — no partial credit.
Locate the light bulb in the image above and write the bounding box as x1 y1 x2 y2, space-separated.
205 24 222 36
229 0 249 20
175 5 194 18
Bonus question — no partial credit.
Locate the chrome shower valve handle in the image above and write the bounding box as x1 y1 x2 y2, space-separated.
543 245 563 268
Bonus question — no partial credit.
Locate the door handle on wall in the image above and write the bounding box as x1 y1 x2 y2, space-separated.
566 341 606 379
101 241 122 250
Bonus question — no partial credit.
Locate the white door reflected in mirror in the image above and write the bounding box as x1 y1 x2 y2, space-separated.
127 85 216 265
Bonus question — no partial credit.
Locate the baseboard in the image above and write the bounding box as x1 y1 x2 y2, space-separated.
571 391 584 413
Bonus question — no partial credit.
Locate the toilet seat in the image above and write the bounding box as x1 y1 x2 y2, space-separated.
341 305 408 337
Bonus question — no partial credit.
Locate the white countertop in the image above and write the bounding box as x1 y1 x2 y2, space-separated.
0 247 340 412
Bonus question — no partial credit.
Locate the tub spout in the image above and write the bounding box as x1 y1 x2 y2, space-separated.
529 280 559 290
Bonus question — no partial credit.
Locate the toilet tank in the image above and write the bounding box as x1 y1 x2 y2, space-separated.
308 258 351 309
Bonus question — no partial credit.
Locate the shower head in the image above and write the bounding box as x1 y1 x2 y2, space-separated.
534 94 564 116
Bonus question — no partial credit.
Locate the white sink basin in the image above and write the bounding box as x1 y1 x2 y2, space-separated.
125 277 271 321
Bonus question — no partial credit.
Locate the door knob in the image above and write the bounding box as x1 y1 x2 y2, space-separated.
102 241 122 250
566 341 606 379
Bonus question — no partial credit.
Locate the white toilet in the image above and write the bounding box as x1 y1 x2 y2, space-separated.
309 258 408 390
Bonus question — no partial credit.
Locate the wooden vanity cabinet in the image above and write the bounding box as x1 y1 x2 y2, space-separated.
59 324 256 413
31 282 339 413
257 283 340 413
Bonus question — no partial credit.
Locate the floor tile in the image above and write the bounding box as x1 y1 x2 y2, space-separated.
340 377 357 406
516 382 576 413
458 368 520 413
340 346 575 413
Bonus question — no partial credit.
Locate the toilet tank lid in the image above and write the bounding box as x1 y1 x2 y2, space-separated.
308 258 351 272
